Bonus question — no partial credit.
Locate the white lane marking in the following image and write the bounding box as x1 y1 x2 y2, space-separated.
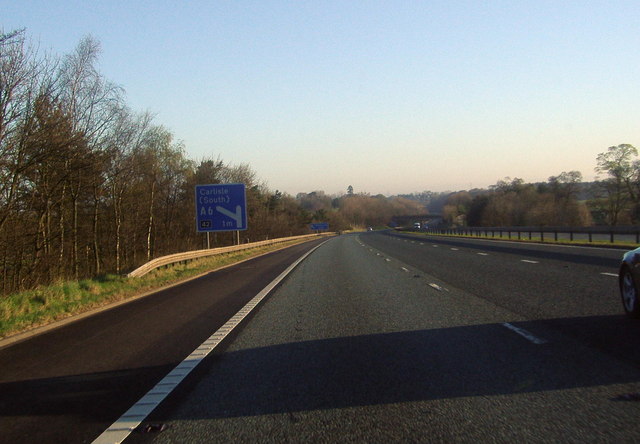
601 272 618 277
521 260 539 264
477 253 489 256
385 258 391 262
432 245 438 248
502 323 548 345
428 283 448 292
400 267 410 272
419 243 425 246
451 248 459 251
92 241 328 444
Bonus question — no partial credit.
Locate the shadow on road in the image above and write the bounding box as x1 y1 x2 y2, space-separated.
0 314 638 442
154 315 640 421
0 363 176 443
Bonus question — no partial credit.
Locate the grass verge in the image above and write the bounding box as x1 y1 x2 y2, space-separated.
0 238 311 339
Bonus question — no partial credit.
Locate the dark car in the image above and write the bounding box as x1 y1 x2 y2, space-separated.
619 247 640 318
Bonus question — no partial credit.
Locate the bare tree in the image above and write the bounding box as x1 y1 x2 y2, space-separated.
56 36 124 276
0 29 40 233
595 144 638 225
104 109 152 272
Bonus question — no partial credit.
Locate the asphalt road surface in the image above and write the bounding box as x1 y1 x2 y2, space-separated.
0 239 327 444
123 231 640 443
2 231 640 443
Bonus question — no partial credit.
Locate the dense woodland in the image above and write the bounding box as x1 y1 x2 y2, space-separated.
1 31 637 294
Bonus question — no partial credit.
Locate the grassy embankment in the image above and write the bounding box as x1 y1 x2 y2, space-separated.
0 238 312 339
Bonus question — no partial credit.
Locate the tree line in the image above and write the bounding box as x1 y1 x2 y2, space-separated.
411 143 638 228
0 31 425 295
296 189 426 230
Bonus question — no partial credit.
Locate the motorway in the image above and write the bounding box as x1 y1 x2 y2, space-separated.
2 231 640 442
127 230 640 443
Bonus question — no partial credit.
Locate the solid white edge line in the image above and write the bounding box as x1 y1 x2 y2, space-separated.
92 240 329 444
520 259 539 264
502 322 548 345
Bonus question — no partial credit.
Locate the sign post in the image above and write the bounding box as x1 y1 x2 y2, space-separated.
195 184 247 245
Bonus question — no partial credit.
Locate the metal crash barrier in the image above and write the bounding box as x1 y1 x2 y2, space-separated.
127 233 333 278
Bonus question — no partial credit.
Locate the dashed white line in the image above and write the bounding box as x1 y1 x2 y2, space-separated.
451 248 459 251
400 267 410 272
428 283 448 292
502 323 548 345
601 272 618 277
521 260 539 264
477 253 489 256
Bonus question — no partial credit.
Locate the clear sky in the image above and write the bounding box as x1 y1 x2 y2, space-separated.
4 1 639 196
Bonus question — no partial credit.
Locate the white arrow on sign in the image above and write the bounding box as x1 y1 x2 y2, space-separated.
216 205 243 228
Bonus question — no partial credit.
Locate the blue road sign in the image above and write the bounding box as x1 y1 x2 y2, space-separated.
310 222 329 231
196 183 247 232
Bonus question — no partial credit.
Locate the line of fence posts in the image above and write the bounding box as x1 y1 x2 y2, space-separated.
423 226 640 245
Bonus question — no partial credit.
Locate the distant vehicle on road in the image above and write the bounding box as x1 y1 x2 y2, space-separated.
413 222 421 230
619 247 640 318
367 227 373 231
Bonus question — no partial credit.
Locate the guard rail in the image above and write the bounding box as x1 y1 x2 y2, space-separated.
128 233 332 278
423 226 640 246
